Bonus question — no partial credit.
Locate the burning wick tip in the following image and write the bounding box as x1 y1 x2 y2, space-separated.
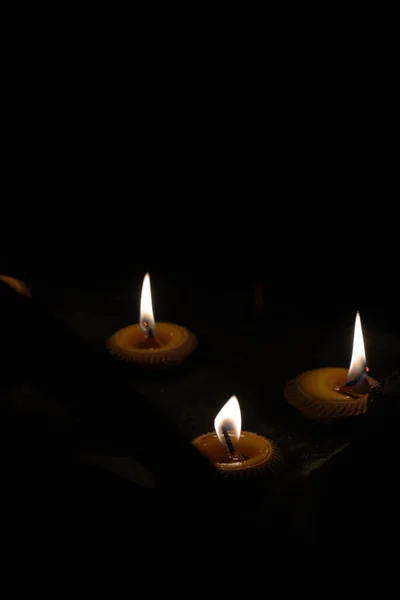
141 320 154 339
345 366 369 388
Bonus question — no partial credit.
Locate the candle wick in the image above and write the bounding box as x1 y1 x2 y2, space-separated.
345 375 362 388
339 366 371 397
222 426 238 459
142 320 154 339
345 367 368 388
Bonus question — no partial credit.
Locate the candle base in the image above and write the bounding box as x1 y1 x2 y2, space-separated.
285 367 379 423
0 275 31 298
107 322 197 366
192 432 283 477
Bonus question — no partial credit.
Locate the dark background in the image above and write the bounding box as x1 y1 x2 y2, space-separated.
1 34 398 579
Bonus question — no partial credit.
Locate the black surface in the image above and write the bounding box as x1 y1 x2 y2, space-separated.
32 270 399 480
1 256 399 575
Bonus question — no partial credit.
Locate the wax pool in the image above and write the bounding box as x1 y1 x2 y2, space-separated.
192 431 282 476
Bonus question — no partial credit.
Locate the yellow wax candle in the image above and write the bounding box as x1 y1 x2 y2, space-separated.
0 275 31 297
193 396 282 477
107 273 196 366
285 312 379 423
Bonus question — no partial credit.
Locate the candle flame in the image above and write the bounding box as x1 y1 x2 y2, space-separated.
214 395 242 449
346 312 367 384
140 273 156 335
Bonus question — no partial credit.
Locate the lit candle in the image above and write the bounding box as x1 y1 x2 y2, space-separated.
107 273 197 366
192 396 282 476
285 312 379 423
0 275 31 297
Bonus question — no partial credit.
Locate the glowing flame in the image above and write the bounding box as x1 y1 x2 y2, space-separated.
346 312 367 383
140 273 155 335
214 395 242 449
